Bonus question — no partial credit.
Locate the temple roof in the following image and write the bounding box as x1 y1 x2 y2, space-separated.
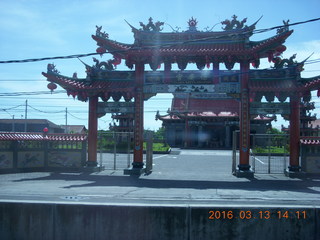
93 30 292 58
157 97 273 121
42 68 135 102
92 16 293 68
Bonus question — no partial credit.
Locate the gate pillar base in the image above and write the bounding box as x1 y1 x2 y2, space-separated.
124 167 146 176
84 164 105 172
285 168 305 178
86 161 98 167
235 169 254 178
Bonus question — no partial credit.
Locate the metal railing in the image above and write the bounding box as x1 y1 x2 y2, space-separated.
97 131 154 172
232 131 289 174
250 134 289 174
98 132 133 170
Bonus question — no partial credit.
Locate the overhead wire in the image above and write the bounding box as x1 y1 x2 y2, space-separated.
0 17 319 64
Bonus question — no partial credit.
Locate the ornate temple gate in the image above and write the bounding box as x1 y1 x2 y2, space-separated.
43 15 320 176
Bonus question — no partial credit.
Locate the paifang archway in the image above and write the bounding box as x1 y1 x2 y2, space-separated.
43 15 320 176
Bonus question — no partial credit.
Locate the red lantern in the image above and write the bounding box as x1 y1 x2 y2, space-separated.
43 127 49 133
47 82 57 93
113 56 122 66
276 45 286 53
96 47 106 54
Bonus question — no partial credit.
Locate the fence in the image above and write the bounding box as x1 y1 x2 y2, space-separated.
97 131 156 172
0 132 87 173
232 131 289 174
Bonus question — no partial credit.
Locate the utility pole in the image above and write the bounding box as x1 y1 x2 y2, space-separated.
24 100 28 132
65 107 68 133
12 115 15 132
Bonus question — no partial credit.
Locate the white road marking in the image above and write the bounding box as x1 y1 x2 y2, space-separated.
153 155 168 159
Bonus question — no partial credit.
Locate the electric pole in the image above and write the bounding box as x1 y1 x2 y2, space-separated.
65 107 68 133
24 100 28 132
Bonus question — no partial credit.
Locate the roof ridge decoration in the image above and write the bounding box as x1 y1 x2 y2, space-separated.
187 17 198 32
96 25 109 38
221 15 248 30
139 17 164 32
272 54 297 69
277 19 290 35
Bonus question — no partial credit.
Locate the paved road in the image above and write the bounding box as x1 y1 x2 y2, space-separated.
0 150 319 206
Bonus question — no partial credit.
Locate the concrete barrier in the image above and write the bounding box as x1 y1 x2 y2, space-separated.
0 202 319 240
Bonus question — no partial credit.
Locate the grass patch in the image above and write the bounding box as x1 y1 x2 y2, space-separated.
253 146 289 154
143 142 170 152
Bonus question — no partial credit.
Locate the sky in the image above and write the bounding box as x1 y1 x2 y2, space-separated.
0 0 320 131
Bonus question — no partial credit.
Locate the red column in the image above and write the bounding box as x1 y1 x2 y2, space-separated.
213 61 219 84
239 61 251 171
87 95 98 166
289 94 301 171
133 63 144 168
164 62 171 84
184 119 189 148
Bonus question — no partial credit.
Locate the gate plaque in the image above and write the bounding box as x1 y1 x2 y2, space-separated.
97 102 134 114
250 102 290 115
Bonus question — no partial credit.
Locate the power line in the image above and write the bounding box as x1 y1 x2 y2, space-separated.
0 90 66 96
0 17 319 64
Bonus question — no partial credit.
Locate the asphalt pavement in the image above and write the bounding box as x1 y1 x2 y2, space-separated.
0 149 319 207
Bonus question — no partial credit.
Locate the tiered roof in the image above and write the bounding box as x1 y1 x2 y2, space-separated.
92 16 292 70
157 96 273 122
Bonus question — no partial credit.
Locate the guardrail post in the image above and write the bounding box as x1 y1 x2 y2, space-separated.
268 134 271 174
146 131 153 174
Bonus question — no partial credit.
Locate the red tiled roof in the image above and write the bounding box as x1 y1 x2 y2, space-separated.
42 72 134 92
93 30 293 60
300 137 320 145
159 112 272 121
302 77 320 92
0 132 87 141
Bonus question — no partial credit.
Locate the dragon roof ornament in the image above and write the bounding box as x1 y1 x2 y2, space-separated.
277 20 290 35
96 25 109 38
139 17 164 32
221 15 248 30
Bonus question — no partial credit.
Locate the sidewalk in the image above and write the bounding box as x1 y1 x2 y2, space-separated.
0 150 319 206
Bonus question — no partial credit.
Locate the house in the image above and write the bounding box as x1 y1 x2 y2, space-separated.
60 125 87 134
0 119 64 133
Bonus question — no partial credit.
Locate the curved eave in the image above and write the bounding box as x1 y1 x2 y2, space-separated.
92 29 293 62
158 112 273 121
43 72 134 92
92 35 133 56
249 30 293 57
301 76 320 92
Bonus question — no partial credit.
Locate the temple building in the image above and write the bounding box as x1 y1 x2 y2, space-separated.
156 95 273 148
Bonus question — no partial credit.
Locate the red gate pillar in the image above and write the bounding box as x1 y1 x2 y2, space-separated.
164 62 171 84
213 61 219 84
184 119 190 148
87 95 98 166
238 60 252 174
132 62 145 169
288 94 301 172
